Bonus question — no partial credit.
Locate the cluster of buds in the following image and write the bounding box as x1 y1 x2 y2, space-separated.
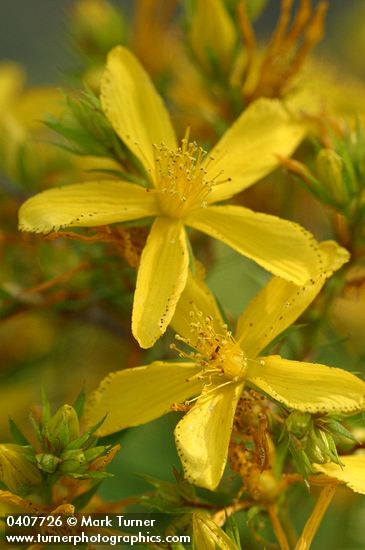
285 410 357 479
0 393 115 497
283 120 365 221
34 403 112 479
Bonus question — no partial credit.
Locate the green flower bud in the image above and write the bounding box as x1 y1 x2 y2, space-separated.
35 453 60 474
188 0 236 75
306 428 333 464
286 411 312 439
306 445 325 464
43 404 80 454
192 512 236 550
59 449 87 474
72 0 125 57
316 149 346 204
0 444 42 494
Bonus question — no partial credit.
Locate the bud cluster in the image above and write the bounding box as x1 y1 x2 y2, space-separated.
286 121 365 217
0 393 114 497
285 411 357 479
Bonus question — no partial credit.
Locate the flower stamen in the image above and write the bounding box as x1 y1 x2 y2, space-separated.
154 129 225 218
171 308 248 384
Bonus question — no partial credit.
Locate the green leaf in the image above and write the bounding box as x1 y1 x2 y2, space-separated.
324 419 358 443
29 412 42 444
139 473 197 514
69 471 113 479
8 418 30 446
73 388 86 420
64 415 107 451
224 513 242 549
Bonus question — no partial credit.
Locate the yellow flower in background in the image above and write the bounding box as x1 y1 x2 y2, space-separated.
0 62 119 187
291 58 365 120
84 241 362 490
19 47 322 348
0 63 63 183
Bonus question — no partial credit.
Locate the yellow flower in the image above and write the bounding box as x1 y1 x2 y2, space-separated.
19 47 321 348
84 241 362 490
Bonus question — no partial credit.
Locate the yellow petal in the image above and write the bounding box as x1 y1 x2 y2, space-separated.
101 46 176 179
236 241 350 357
187 205 321 285
0 490 41 512
84 361 203 436
205 98 305 203
249 355 365 414
132 217 189 348
171 271 225 346
18 181 159 233
313 456 365 494
175 382 242 490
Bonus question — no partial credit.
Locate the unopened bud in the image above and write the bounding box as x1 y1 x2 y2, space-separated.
316 149 345 204
59 449 87 474
189 0 236 75
72 0 125 57
35 453 60 474
253 470 280 502
43 404 80 454
192 512 235 550
286 411 312 439
306 428 333 464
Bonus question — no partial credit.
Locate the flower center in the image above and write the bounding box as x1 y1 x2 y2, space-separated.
153 131 213 218
172 310 248 385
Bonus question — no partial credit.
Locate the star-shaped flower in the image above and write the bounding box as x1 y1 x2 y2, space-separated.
19 47 322 348
84 241 364 490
